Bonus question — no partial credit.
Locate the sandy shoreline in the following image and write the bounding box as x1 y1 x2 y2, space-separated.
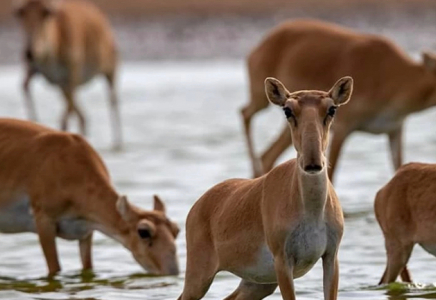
1 0 436 65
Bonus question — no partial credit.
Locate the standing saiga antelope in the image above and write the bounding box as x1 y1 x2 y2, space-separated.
375 162 436 284
242 19 436 180
179 76 353 300
0 118 179 276
14 0 122 149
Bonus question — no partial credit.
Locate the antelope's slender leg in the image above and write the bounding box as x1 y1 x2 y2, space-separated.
274 256 296 300
261 124 292 175
61 87 87 135
379 239 413 284
106 72 122 150
323 253 339 300
23 67 38 121
79 232 93 271
388 125 403 170
327 128 350 181
178 245 218 300
34 212 61 276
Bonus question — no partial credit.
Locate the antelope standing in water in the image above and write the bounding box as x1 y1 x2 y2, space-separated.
242 19 436 180
178 76 353 300
14 0 122 149
0 119 179 276
375 163 436 284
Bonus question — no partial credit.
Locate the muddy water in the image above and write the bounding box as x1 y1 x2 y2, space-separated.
0 61 436 300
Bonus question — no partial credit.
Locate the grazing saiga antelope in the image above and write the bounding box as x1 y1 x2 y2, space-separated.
14 0 122 149
375 162 436 284
0 119 179 276
179 76 353 300
243 19 436 180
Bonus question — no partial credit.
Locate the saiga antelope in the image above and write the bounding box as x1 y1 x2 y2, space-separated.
0 119 179 276
243 19 436 180
14 0 122 149
179 76 353 300
375 162 436 284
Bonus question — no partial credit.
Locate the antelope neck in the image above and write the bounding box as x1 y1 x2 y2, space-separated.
295 157 328 221
87 189 131 249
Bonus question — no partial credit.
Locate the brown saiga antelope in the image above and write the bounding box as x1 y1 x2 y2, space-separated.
375 162 436 284
243 19 436 180
179 76 352 300
0 119 179 276
14 0 122 149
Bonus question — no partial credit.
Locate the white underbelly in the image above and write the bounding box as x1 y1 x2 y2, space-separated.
35 63 97 86
232 244 276 284
0 194 36 233
420 242 436 257
360 113 403 134
0 194 92 240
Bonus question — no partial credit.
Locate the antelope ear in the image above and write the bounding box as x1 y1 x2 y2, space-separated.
328 76 353 106
265 77 290 107
116 195 137 222
153 195 166 213
423 52 436 74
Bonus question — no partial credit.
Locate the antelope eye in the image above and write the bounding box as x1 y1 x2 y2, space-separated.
138 228 152 239
283 107 294 119
327 106 337 117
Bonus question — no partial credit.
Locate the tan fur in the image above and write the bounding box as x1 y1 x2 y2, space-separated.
0 118 179 276
375 162 436 284
179 77 352 300
242 19 436 180
15 0 122 149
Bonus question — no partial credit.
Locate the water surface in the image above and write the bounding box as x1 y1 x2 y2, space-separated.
0 61 436 299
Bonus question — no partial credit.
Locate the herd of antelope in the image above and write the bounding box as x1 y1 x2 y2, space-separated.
2 0 436 299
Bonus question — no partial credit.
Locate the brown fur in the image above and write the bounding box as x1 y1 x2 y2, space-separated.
15 0 122 149
179 77 352 300
0 118 179 276
375 162 436 284
242 19 436 180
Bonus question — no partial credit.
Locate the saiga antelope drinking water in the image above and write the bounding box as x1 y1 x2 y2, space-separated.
0 119 179 276
14 0 122 149
242 19 436 180
179 76 353 300
375 163 436 284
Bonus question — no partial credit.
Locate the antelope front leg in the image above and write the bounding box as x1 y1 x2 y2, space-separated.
23 67 37 122
388 125 403 171
322 253 339 300
274 256 296 300
34 213 61 276
79 232 93 271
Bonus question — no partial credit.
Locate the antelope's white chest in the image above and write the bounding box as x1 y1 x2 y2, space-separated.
285 221 328 278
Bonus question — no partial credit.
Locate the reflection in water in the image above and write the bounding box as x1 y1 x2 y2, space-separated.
0 62 435 299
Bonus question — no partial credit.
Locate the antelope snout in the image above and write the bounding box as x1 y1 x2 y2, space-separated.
160 259 180 276
304 164 323 173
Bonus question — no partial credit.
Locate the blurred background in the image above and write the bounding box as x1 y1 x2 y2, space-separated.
1 0 436 300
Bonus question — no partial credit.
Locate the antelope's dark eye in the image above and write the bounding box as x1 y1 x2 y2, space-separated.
138 228 151 239
327 106 337 117
283 107 293 119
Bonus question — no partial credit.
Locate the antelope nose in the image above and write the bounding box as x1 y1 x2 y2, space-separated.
304 164 323 173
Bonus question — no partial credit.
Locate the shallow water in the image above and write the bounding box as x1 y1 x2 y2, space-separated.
0 60 436 300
